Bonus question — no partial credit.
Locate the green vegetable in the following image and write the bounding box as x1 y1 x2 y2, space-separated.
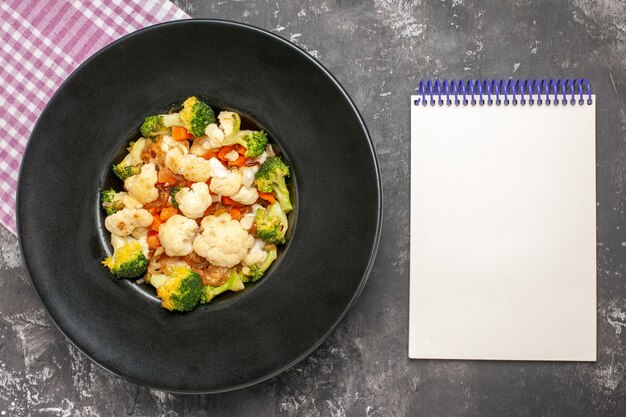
102 237 148 279
254 156 292 212
101 189 124 215
254 202 288 244
200 270 245 304
112 138 146 180
148 266 203 312
245 247 278 282
223 130 268 158
179 96 216 137
170 185 183 209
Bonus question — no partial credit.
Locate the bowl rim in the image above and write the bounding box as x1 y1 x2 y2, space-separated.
17 18 383 394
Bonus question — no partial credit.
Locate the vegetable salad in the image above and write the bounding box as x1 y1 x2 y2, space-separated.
101 97 292 312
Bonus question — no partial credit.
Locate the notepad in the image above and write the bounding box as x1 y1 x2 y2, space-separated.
409 79 597 361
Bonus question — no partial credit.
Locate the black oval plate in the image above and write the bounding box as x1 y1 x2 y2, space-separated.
17 19 381 393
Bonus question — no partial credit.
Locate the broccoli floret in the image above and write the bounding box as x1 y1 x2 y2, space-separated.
200 270 245 304
254 156 292 212
150 266 204 312
102 237 148 279
101 189 124 215
245 246 278 282
179 96 216 137
170 185 183 209
112 159 141 181
112 138 146 180
140 115 167 139
140 113 185 138
254 202 288 244
223 130 268 158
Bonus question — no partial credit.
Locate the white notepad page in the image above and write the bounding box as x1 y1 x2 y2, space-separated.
409 96 597 361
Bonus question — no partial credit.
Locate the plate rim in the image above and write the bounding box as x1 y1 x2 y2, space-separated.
17 18 383 394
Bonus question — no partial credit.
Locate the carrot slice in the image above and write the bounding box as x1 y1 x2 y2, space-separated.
172 126 193 141
160 206 178 222
201 149 218 160
235 144 247 155
229 206 242 220
157 168 179 186
150 215 162 232
228 154 247 168
217 146 234 161
221 196 235 205
147 234 161 249
258 192 276 204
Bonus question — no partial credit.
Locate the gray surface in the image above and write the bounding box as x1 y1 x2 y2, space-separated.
1 0 625 415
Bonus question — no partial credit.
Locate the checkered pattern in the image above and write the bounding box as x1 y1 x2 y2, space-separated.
0 0 188 235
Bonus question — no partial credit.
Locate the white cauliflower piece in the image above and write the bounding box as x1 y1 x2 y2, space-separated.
175 182 212 219
205 123 225 148
243 239 267 266
160 135 188 154
240 165 259 188
104 208 153 237
231 185 259 205
189 136 213 156
129 228 150 258
182 155 212 182
164 146 188 174
208 158 242 196
122 193 142 209
158 214 199 257
124 163 158 204
165 147 212 182
224 150 239 161
193 213 255 267
218 111 238 136
239 204 263 230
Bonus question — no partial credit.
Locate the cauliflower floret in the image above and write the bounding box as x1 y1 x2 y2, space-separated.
124 163 159 204
243 239 267 266
205 123 225 148
164 146 189 174
182 155 212 182
189 136 213 156
239 204 263 230
218 111 238 136
240 165 259 188
175 182 212 219
207 158 242 196
130 228 150 258
122 193 142 209
104 208 153 237
158 215 199 257
165 147 212 183
160 135 188 154
231 185 259 205
193 213 254 267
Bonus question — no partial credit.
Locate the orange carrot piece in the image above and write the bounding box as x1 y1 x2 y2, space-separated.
201 149 218 160
229 206 242 220
235 144 247 155
159 206 178 222
228 154 247 168
258 192 276 204
171 126 193 141
157 168 179 186
217 146 234 161
221 196 235 205
147 234 161 249
150 215 162 232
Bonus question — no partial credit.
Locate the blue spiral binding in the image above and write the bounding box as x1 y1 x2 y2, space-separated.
414 78 592 107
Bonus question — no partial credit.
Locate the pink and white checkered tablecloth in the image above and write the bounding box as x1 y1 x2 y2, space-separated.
0 0 188 236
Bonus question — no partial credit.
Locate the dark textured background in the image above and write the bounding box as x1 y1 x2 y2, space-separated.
1 0 625 415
